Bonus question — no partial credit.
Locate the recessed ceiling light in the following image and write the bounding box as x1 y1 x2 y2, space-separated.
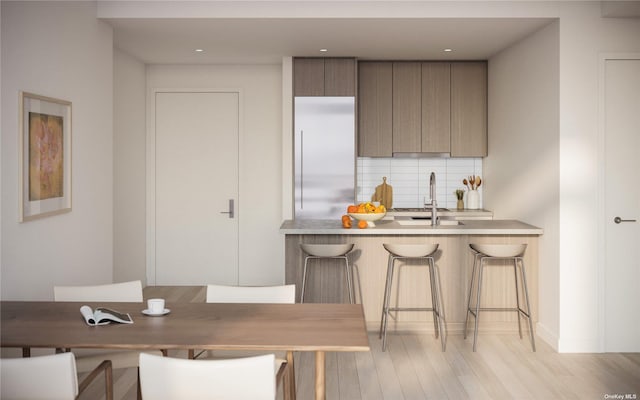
320 49 328 53
195 49 204 53
444 48 453 52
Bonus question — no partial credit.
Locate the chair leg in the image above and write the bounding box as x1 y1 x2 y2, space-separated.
285 351 296 400
431 258 447 352
513 258 523 339
519 258 537 352
137 367 142 400
379 254 394 339
344 256 354 304
428 260 440 338
382 257 396 351
464 253 479 340
78 360 113 400
472 258 485 352
301 257 310 303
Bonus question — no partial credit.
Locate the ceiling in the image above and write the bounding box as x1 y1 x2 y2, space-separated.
105 17 555 64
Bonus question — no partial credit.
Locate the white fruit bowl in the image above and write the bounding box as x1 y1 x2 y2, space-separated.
348 212 386 227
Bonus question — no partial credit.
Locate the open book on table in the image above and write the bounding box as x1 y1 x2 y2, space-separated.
80 305 133 326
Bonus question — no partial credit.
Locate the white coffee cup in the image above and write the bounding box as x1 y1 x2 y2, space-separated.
147 298 165 314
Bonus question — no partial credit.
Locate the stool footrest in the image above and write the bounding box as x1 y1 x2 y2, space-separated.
388 307 437 312
468 307 532 318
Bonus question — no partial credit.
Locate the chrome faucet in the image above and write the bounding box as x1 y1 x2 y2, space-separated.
424 172 438 226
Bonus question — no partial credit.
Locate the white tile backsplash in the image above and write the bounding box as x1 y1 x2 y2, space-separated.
357 157 483 209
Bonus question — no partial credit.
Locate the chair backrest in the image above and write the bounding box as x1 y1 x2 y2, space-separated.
139 353 276 400
54 280 143 302
205 284 295 304
0 352 78 400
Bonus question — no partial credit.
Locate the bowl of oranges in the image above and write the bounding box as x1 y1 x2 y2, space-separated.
343 202 387 228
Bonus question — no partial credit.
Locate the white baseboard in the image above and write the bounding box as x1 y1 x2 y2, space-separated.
535 322 559 351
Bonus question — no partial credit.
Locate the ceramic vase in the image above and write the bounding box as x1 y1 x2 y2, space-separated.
467 190 480 210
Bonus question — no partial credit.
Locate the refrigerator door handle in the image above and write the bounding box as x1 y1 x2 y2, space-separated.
300 129 304 209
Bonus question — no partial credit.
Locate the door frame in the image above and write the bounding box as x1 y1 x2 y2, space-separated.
146 88 243 285
597 53 640 351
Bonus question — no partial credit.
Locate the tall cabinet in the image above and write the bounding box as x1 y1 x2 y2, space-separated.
358 62 393 157
451 62 487 157
392 62 422 153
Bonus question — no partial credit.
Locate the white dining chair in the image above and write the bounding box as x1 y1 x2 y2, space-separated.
139 353 280 400
0 352 113 400
200 284 296 400
54 280 143 302
205 283 296 304
53 280 163 398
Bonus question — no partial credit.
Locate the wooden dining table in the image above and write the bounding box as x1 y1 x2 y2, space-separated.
1 300 370 400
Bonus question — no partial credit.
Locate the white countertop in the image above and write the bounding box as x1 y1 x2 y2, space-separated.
279 219 543 235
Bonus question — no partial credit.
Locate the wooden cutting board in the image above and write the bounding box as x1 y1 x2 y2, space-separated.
371 177 393 209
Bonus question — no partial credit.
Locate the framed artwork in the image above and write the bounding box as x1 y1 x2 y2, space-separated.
19 92 72 222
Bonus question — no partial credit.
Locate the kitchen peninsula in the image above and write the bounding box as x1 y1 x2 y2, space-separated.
280 218 543 334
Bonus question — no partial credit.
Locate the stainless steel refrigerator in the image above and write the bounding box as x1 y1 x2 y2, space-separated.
294 97 355 219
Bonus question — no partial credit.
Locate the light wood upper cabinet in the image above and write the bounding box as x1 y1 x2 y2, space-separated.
451 62 487 157
358 62 393 157
293 58 355 96
324 58 356 96
392 62 422 153
294 58 325 96
357 59 488 157
422 62 451 153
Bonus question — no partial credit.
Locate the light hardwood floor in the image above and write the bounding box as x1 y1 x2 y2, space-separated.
76 286 640 400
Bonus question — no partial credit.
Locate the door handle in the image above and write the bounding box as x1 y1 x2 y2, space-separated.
614 216 636 224
300 130 304 209
220 199 234 219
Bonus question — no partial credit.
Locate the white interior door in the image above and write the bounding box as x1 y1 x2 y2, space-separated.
155 91 239 285
604 58 640 352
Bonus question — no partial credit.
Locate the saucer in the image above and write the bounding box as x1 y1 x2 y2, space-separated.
142 308 170 316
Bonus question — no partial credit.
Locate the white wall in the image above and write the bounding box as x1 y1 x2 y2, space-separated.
486 21 560 348
556 3 640 352
113 49 147 284
145 65 284 285
1 1 114 300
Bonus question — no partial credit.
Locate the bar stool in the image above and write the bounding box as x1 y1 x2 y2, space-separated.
379 243 446 351
300 243 355 303
464 243 536 352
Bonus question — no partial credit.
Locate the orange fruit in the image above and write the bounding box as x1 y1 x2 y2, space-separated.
347 205 358 213
341 215 352 228
358 220 368 229
356 204 366 213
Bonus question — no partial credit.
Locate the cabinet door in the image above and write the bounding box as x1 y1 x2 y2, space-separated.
393 62 422 153
422 62 451 153
325 58 356 96
294 58 325 96
358 62 393 157
451 62 487 157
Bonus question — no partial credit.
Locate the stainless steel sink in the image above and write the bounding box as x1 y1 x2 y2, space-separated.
395 217 462 226
390 208 449 212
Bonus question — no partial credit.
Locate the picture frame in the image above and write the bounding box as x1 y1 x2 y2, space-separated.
19 92 72 222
